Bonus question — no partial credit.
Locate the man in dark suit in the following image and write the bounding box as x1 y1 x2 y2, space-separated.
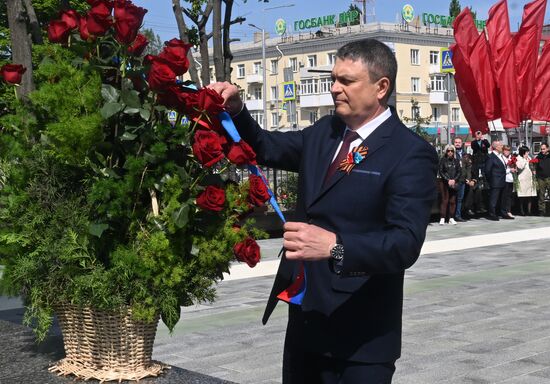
209 39 438 383
484 141 510 220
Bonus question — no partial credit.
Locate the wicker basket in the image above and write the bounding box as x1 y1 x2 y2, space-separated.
49 304 168 382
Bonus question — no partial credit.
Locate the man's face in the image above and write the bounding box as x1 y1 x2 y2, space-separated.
494 142 503 153
454 138 463 149
475 131 482 140
541 145 549 155
331 58 388 129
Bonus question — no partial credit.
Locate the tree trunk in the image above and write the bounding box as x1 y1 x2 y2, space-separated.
212 0 224 82
22 0 43 44
6 0 34 98
222 0 235 82
171 0 200 85
198 26 210 86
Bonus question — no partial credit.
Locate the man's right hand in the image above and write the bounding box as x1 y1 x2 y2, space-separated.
207 82 243 116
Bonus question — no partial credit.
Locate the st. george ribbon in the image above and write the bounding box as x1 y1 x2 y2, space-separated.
218 111 306 305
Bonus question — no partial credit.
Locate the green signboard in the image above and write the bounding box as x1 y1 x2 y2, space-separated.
292 10 360 31
422 12 486 29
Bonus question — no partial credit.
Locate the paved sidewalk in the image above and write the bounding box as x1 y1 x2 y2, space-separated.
2 216 550 383
154 216 550 383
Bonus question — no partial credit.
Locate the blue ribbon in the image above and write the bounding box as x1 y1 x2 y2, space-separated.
218 112 286 224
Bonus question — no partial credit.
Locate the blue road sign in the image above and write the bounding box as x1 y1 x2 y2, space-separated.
441 48 454 73
283 81 296 101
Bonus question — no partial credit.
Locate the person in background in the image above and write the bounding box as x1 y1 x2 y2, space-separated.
535 143 550 216
501 145 515 219
484 141 508 221
453 137 466 222
460 153 476 219
516 146 537 216
438 145 461 225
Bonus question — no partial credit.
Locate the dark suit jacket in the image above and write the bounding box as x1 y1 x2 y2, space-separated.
233 107 438 363
484 152 506 189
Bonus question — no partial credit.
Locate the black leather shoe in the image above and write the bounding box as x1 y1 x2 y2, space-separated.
487 215 499 221
454 217 467 222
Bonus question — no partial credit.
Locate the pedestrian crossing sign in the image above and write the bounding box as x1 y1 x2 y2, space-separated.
283 81 296 101
441 48 454 73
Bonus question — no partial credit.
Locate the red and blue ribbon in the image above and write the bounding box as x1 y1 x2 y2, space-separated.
219 111 306 305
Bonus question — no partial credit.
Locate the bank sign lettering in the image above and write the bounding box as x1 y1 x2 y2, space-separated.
422 12 486 30
293 10 360 31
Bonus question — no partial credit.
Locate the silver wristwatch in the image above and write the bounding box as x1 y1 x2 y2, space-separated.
330 244 344 261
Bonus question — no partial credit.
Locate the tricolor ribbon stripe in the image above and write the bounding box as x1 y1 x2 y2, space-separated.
218 111 306 305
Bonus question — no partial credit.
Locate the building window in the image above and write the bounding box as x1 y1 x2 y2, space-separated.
237 64 245 78
328 109 335 115
289 57 298 72
452 107 460 122
430 75 446 91
253 61 262 75
253 86 262 100
309 111 318 124
270 86 278 101
410 49 419 65
307 55 317 67
271 112 279 128
411 106 420 119
239 89 245 100
251 111 264 129
411 77 420 93
432 107 440 122
300 79 318 95
319 77 332 93
429 50 439 65
270 59 278 75
327 52 336 66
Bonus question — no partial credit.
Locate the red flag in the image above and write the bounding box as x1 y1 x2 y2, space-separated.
532 40 550 121
486 0 520 128
450 43 489 134
452 7 479 55
470 31 501 120
514 0 547 119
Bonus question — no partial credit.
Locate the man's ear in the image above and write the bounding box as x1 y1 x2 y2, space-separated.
376 77 390 101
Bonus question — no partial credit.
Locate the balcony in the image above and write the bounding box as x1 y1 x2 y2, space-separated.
300 93 333 108
245 98 263 111
429 90 447 104
246 73 263 84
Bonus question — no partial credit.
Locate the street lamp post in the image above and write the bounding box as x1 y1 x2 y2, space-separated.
249 23 267 130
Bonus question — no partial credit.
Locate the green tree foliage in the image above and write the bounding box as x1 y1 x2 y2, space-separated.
449 0 461 18
141 28 164 55
402 98 432 141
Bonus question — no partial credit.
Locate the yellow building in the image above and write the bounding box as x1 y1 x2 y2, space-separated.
209 20 471 142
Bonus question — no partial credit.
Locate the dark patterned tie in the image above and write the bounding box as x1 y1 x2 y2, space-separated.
324 130 360 185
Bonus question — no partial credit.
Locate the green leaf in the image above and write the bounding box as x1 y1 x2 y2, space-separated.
172 204 190 229
139 108 151 121
121 89 141 109
123 107 140 115
120 132 137 141
100 102 123 119
89 223 109 238
101 84 120 103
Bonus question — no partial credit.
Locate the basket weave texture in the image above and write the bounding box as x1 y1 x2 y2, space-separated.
49 304 168 382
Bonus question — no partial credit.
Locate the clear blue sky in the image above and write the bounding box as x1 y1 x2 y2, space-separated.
133 0 550 44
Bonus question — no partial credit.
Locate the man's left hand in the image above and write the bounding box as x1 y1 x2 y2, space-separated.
283 222 337 261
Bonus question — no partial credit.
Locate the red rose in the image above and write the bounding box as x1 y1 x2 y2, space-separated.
226 140 256 165
127 33 148 56
0 64 26 85
233 237 260 268
196 185 226 212
529 158 539 164
78 14 92 40
47 20 71 44
146 56 176 91
192 130 225 167
194 87 225 115
248 174 270 206
158 38 192 75
60 9 80 30
113 0 147 45
87 1 113 36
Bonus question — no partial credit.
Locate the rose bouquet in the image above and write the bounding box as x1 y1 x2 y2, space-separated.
0 0 267 341
507 156 519 191
529 157 539 189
